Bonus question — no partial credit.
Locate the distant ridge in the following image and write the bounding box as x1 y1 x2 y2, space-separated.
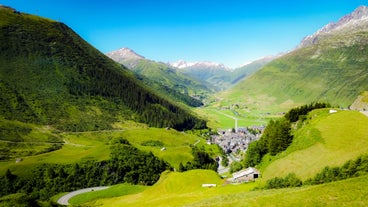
299 5 368 48
106 48 212 107
221 5 368 110
169 60 230 70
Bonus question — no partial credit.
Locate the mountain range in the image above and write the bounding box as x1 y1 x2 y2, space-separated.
107 48 212 107
0 6 205 131
1 4 368 207
107 48 274 92
299 5 368 48
220 5 368 111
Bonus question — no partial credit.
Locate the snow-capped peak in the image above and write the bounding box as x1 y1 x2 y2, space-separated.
298 5 368 48
169 60 230 70
106 48 145 63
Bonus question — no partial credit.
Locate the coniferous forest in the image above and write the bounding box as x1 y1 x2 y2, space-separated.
0 8 206 132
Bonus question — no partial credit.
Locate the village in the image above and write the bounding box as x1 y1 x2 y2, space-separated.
210 126 265 157
206 125 265 183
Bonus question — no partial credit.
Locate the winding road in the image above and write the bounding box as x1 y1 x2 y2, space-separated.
57 186 109 205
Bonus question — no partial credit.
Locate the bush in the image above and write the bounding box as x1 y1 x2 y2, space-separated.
306 155 368 185
229 161 243 173
141 140 164 147
265 173 302 189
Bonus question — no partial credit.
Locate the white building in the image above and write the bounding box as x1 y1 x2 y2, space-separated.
230 167 260 183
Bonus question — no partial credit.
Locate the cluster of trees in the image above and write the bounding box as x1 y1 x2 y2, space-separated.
0 138 170 201
284 102 331 122
244 118 292 167
264 173 302 189
305 154 368 185
264 154 368 189
244 103 331 167
178 147 218 172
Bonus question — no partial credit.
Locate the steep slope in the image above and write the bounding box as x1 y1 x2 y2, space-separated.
107 48 211 107
221 6 368 111
261 109 368 180
230 55 278 85
0 6 206 131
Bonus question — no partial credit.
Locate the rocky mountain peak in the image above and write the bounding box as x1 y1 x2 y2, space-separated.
169 60 230 70
106 48 145 63
298 5 368 48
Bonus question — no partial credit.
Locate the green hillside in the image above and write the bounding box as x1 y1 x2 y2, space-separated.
260 109 368 180
88 170 368 207
219 27 368 112
0 6 205 132
125 59 211 106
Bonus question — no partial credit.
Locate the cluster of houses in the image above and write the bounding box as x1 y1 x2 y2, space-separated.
210 126 265 154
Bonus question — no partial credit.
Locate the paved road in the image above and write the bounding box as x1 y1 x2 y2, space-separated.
57 186 109 205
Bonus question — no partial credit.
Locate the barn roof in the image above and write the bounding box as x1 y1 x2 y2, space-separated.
232 167 259 179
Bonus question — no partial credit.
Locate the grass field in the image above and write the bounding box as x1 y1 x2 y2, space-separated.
194 107 274 129
68 183 148 205
0 122 220 175
185 176 368 207
87 170 368 207
260 109 368 180
0 131 111 176
89 170 257 207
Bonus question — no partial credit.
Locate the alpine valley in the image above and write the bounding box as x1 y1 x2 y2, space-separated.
1 4 368 207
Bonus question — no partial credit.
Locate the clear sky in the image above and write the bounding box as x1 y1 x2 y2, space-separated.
1 0 367 68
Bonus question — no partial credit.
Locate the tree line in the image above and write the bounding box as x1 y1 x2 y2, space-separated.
0 138 170 202
0 137 220 205
244 102 330 167
178 147 219 172
264 154 368 189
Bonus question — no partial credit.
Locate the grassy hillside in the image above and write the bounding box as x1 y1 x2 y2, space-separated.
0 122 219 176
89 170 251 207
184 176 368 207
118 59 212 107
219 28 368 112
69 183 148 205
87 171 368 207
130 60 212 96
260 109 368 180
0 6 205 132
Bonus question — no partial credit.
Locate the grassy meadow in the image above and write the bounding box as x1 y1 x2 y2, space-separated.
68 183 148 205
194 106 274 129
260 109 368 180
86 170 368 207
0 121 219 176
89 170 257 207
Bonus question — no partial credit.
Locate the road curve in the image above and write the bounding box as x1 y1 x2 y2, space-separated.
57 186 109 205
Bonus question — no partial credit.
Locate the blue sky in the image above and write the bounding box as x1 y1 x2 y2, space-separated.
1 0 367 68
